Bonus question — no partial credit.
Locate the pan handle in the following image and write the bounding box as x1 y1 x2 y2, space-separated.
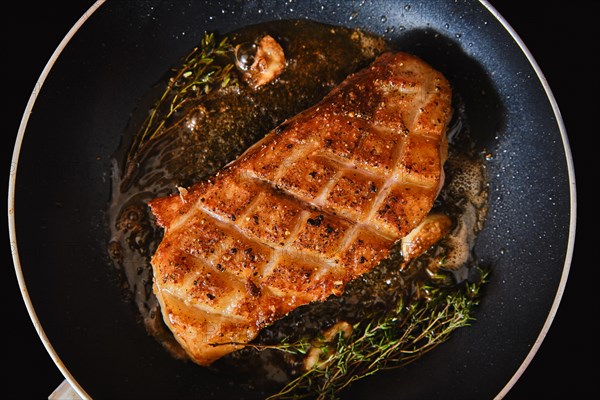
48 380 81 400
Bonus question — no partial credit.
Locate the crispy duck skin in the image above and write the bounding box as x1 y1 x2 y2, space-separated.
148 51 452 365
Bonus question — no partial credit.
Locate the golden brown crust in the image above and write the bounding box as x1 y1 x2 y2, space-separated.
148 51 452 365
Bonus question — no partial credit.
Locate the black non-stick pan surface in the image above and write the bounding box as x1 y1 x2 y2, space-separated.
8 1 580 398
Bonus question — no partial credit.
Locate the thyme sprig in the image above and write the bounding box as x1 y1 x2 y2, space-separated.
263 269 488 399
132 32 237 153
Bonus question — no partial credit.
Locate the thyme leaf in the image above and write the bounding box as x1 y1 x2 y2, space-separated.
260 268 488 399
129 32 237 158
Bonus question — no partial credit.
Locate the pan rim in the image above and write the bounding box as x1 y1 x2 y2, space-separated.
7 1 576 399
8 1 106 399
478 1 577 398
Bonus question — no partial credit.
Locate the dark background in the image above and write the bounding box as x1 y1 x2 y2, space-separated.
2 1 594 398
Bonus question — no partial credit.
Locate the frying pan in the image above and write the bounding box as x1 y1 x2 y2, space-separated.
8 0 576 398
